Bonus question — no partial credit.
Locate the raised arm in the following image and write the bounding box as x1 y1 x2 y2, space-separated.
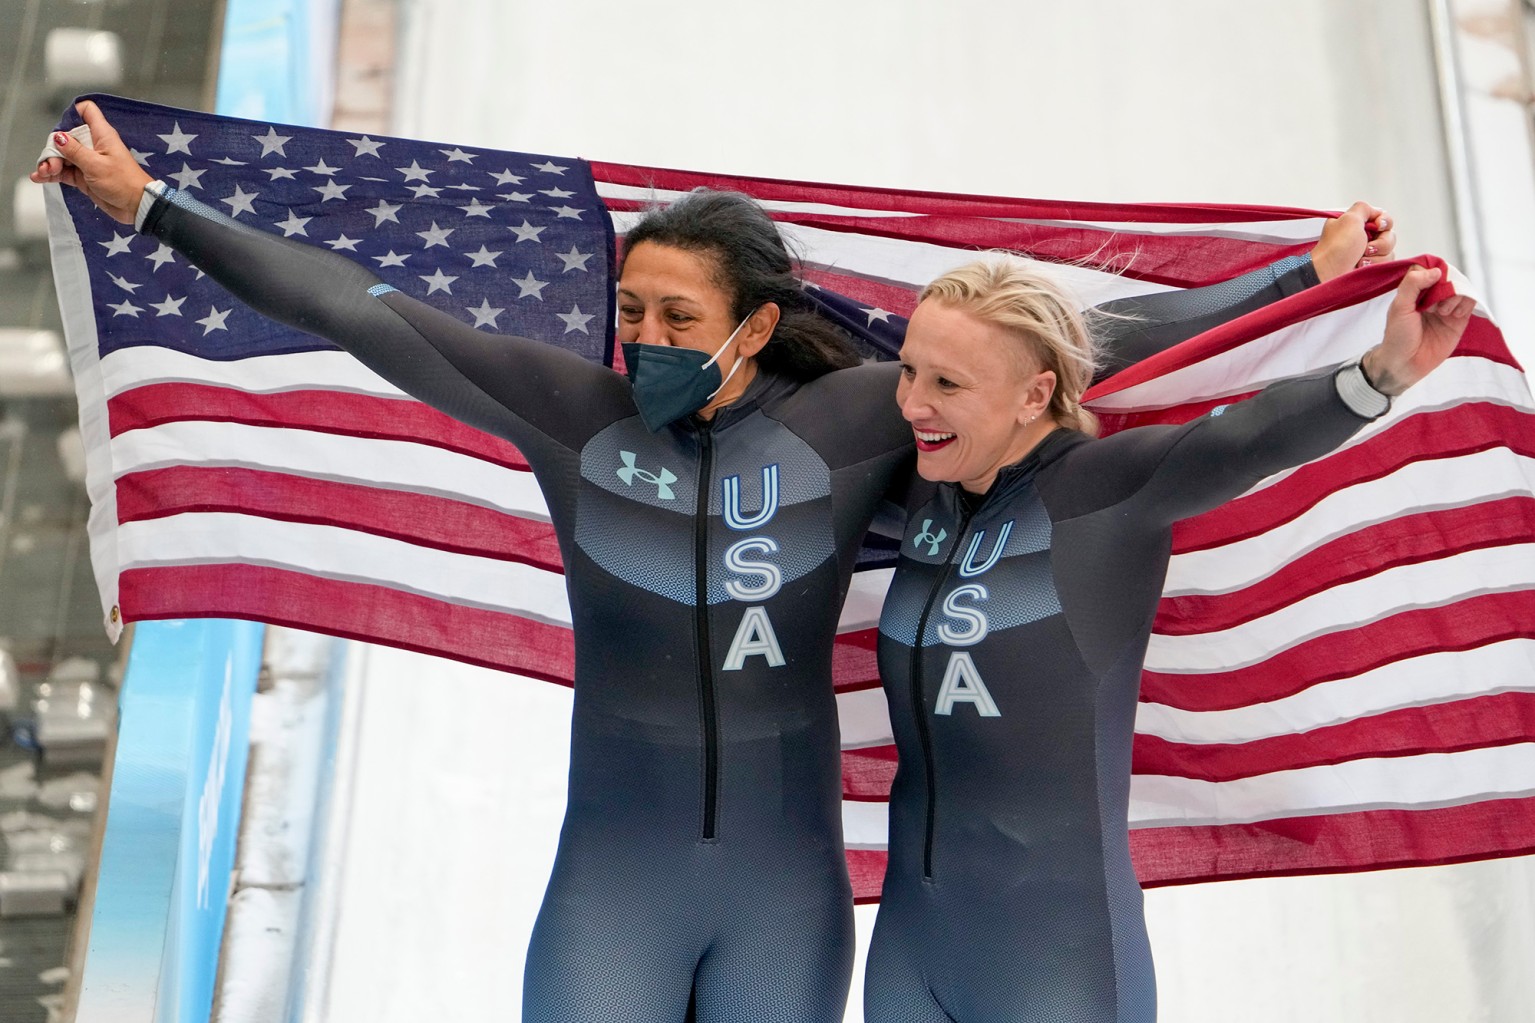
1124 265 1472 525
1091 202 1394 378
34 100 626 451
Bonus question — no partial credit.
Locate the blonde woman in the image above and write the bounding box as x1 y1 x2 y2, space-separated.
866 259 1470 1022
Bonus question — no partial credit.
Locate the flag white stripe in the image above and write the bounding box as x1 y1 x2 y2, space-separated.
1128 742 1535 827
841 799 890 849
118 513 576 623
1164 448 1535 597
100 346 409 401
1147 543 1535 674
112 422 553 519
1088 294 1397 412
44 185 123 638
835 686 896 749
1136 638 1535 744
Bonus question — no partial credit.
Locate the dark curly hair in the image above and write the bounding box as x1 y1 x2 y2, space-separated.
621 189 860 380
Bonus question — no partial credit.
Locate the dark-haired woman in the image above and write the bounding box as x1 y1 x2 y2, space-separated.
37 100 1391 1023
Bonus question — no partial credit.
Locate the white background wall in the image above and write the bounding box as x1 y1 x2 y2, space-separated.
320 2 1535 1021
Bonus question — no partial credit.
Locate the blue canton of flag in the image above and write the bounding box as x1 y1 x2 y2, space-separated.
65 95 617 365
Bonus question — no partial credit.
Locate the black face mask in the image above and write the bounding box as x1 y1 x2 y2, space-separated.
621 313 750 432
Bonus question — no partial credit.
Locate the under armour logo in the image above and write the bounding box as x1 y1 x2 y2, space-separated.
912 518 948 556
617 450 678 500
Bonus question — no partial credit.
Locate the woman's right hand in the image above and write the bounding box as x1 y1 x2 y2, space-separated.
30 99 154 225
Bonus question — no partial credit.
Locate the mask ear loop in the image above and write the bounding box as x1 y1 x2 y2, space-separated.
703 308 757 399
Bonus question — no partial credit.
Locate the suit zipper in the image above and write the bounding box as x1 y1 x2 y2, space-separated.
910 504 972 880
695 423 719 841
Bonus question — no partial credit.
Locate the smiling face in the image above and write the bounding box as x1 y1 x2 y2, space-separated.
896 298 1057 494
616 241 777 416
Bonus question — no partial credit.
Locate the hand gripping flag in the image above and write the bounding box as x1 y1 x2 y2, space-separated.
43 95 1535 900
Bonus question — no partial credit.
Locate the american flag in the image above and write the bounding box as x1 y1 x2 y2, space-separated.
45 95 1535 901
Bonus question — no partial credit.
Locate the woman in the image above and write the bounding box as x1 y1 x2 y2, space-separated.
36 100 1391 1022
865 256 1471 1022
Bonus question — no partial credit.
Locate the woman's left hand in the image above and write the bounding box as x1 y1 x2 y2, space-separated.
1360 264 1476 395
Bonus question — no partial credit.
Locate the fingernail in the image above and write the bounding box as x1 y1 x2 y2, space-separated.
1358 258 1370 267
53 132 69 147
1365 245 1377 256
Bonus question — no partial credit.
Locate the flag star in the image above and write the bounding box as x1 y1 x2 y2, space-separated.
539 187 575 199
862 307 893 326
557 303 594 334
348 135 385 158
440 147 476 163
549 205 584 220
109 299 143 317
158 122 197 155
130 148 153 166
556 245 594 272
252 126 292 157
419 268 459 295
490 169 524 186
99 234 134 257
359 176 388 183
458 198 494 218
212 157 247 166
448 183 481 192
220 185 260 217
396 160 434 182
167 163 207 190
305 158 341 176
498 191 532 203
109 273 141 293
466 245 503 268
151 295 187 317
409 183 443 199
512 271 549 299
145 244 177 270
509 220 546 243
313 180 351 202
264 167 298 181
533 160 568 175
467 298 504 328
372 250 409 268
324 235 361 252
416 222 454 248
276 211 312 237
367 199 403 226
197 306 232 335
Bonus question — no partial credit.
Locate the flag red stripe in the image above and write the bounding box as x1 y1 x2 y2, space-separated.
108 383 534 471
1169 403 1535 555
842 745 899 799
116 466 566 571
1156 497 1535 635
591 161 1330 224
1140 591 1535 712
846 793 1535 899
1130 794 1535 886
846 849 889 904
800 268 921 318
1132 692 1535 782
120 563 579 683
779 212 1313 288
117 558 884 690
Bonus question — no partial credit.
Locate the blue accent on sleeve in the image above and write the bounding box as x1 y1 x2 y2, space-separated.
367 283 398 297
